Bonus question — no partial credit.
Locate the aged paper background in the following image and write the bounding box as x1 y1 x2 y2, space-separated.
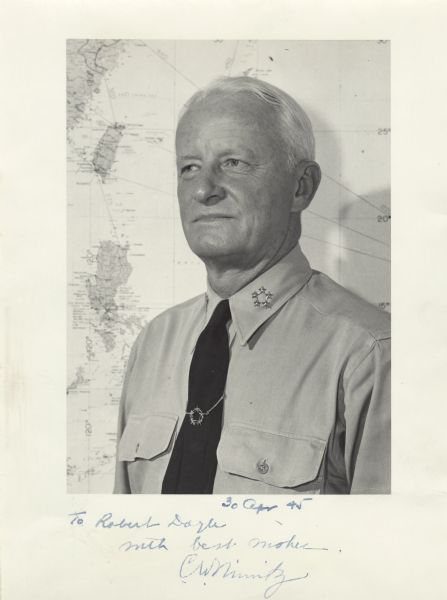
2 1 447 598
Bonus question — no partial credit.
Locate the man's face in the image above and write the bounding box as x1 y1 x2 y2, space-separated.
176 93 299 270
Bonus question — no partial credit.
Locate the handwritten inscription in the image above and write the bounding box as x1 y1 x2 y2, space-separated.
168 513 226 534
249 534 328 552
191 535 237 551
67 498 331 599
95 512 160 529
68 511 86 525
119 537 168 552
222 496 313 513
222 496 277 514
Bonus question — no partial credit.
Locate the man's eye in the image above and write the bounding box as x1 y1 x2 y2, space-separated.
223 158 242 168
222 158 250 172
180 164 199 176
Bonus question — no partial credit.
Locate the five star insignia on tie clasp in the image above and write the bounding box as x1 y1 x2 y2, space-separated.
251 286 274 308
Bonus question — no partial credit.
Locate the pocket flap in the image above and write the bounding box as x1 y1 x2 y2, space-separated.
217 423 326 488
118 413 178 461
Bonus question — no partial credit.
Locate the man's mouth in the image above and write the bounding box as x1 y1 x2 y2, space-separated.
193 215 233 222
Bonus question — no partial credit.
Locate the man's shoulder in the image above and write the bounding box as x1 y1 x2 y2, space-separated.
155 293 205 321
302 271 390 341
138 293 205 340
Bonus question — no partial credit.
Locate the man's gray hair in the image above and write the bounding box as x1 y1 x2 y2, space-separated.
178 76 315 167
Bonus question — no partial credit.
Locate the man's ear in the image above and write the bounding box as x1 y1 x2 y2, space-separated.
291 161 321 213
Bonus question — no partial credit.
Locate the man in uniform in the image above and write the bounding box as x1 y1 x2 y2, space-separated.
114 76 391 495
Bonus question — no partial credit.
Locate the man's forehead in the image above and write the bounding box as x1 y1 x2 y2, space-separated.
176 91 278 143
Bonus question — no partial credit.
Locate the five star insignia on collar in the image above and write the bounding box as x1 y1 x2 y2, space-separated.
251 286 274 308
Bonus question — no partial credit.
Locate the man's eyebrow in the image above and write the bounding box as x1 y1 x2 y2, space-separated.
177 154 201 161
218 148 256 159
177 149 257 161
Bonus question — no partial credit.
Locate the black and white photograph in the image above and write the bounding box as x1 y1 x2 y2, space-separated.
67 40 390 495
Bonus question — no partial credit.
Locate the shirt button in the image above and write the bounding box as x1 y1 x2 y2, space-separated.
256 459 269 474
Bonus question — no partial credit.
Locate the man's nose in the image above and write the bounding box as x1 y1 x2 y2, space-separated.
192 169 225 205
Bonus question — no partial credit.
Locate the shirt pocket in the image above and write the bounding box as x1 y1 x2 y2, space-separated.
118 413 178 462
217 422 326 490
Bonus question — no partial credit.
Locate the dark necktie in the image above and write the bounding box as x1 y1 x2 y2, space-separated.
162 299 231 493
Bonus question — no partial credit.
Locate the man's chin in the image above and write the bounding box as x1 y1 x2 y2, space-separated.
187 240 239 263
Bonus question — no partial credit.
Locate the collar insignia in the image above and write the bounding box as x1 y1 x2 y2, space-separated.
251 286 274 308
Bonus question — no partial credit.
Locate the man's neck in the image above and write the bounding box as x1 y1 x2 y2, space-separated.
205 238 298 298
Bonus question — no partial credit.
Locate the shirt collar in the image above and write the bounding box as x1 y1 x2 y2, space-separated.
206 243 312 345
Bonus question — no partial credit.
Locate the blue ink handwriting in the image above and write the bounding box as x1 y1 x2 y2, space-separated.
119 537 168 552
222 497 277 514
222 496 313 514
191 535 237 551
179 554 309 598
95 513 160 530
249 534 328 552
286 499 313 510
243 498 278 514
68 511 86 525
66 507 336 596
168 513 226 535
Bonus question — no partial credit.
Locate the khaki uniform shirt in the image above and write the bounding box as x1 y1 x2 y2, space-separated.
114 244 391 494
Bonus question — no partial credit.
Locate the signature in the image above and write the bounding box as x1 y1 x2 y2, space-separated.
179 553 308 598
